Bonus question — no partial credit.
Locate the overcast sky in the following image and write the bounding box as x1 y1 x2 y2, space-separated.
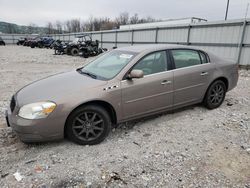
0 0 249 26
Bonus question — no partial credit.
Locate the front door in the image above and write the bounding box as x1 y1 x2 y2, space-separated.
121 51 174 119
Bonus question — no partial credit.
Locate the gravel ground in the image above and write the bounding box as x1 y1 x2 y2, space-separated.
0 45 249 188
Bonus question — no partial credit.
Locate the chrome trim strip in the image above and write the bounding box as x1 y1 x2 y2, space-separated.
174 83 204 92
125 90 173 104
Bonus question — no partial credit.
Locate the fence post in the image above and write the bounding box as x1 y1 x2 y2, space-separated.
155 27 159 43
115 30 118 47
12 35 15 44
131 30 134 45
236 20 247 65
90 32 93 40
101 32 103 48
186 25 191 45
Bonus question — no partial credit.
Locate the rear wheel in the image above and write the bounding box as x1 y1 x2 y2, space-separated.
66 105 111 145
82 51 89 58
71 48 79 56
204 80 226 109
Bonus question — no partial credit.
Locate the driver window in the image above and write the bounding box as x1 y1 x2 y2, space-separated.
133 51 167 76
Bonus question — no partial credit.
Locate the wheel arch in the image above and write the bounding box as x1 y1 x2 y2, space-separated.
212 77 229 91
64 100 117 137
203 76 229 101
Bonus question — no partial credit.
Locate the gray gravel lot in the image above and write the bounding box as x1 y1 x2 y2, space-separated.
0 45 249 188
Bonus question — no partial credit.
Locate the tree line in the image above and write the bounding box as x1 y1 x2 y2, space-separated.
1 12 158 34
46 12 158 34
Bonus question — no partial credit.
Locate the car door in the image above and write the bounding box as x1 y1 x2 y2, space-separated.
121 51 174 119
170 49 214 107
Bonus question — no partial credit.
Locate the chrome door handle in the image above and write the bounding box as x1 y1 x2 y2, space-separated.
161 80 172 85
200 72 208 76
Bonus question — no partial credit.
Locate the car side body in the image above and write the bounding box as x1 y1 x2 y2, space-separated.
6 44 238 144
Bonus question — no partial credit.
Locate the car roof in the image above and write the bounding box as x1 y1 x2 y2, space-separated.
116 44 203 53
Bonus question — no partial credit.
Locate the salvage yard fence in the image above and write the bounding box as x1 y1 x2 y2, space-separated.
1 18 250 67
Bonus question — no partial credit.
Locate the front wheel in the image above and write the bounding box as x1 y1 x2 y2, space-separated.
65 105 111 145
203 80 226 109
71 48 79 56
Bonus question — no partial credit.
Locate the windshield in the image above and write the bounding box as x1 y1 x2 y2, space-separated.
73 37 80 43
81 50 137 80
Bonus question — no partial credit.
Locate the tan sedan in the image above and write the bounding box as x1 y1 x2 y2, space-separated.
6 45 239 145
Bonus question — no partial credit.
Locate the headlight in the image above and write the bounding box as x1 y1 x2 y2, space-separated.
18 102 56 120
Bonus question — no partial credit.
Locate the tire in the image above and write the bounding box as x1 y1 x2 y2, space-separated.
65 105 111 145
82 52 89 58
71 48 79 56
203 80 226 109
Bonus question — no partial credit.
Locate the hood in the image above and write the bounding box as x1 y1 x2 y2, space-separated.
16 71 107 106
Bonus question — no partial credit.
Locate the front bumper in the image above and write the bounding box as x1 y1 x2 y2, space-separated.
5 108 64 143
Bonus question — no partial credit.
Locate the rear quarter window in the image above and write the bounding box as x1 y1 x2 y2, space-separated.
199 51 209 63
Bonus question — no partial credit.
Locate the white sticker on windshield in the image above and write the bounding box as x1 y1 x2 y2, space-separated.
120 54 133 59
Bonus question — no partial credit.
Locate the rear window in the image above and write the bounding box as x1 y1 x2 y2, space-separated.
171 49 202 69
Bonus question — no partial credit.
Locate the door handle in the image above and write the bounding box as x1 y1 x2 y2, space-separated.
200 72 208 76
161 80 172 85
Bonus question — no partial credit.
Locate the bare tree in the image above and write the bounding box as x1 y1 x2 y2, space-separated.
65 20 72 33
100 18 115 30
70 19 81 33
55 21 63 34
115 12 129 27
46 22 54 34
130 13 139 24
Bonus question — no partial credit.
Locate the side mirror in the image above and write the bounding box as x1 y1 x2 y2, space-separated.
127 69 144 79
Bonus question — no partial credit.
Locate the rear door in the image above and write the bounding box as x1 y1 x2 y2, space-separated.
170 49 214 107
121 51 173 119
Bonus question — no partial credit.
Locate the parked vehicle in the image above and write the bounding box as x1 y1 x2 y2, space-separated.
79 39 107 58
17 38 26 45
30 37 54 48
52 40 68 55
64 35 89 56
43 37 55 48
0 37 5 45
23 37 37 46
6 45 239 145
65 34 105 57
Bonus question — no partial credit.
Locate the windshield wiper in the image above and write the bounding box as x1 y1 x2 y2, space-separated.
77 69 97 79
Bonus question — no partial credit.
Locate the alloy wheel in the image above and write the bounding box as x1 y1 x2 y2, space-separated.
72 111 104 141
209 83 224 105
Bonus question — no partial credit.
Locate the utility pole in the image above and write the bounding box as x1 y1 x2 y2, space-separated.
245 3 249 19
225 0 230 20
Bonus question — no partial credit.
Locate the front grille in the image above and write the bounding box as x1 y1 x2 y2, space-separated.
10 96 16 112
